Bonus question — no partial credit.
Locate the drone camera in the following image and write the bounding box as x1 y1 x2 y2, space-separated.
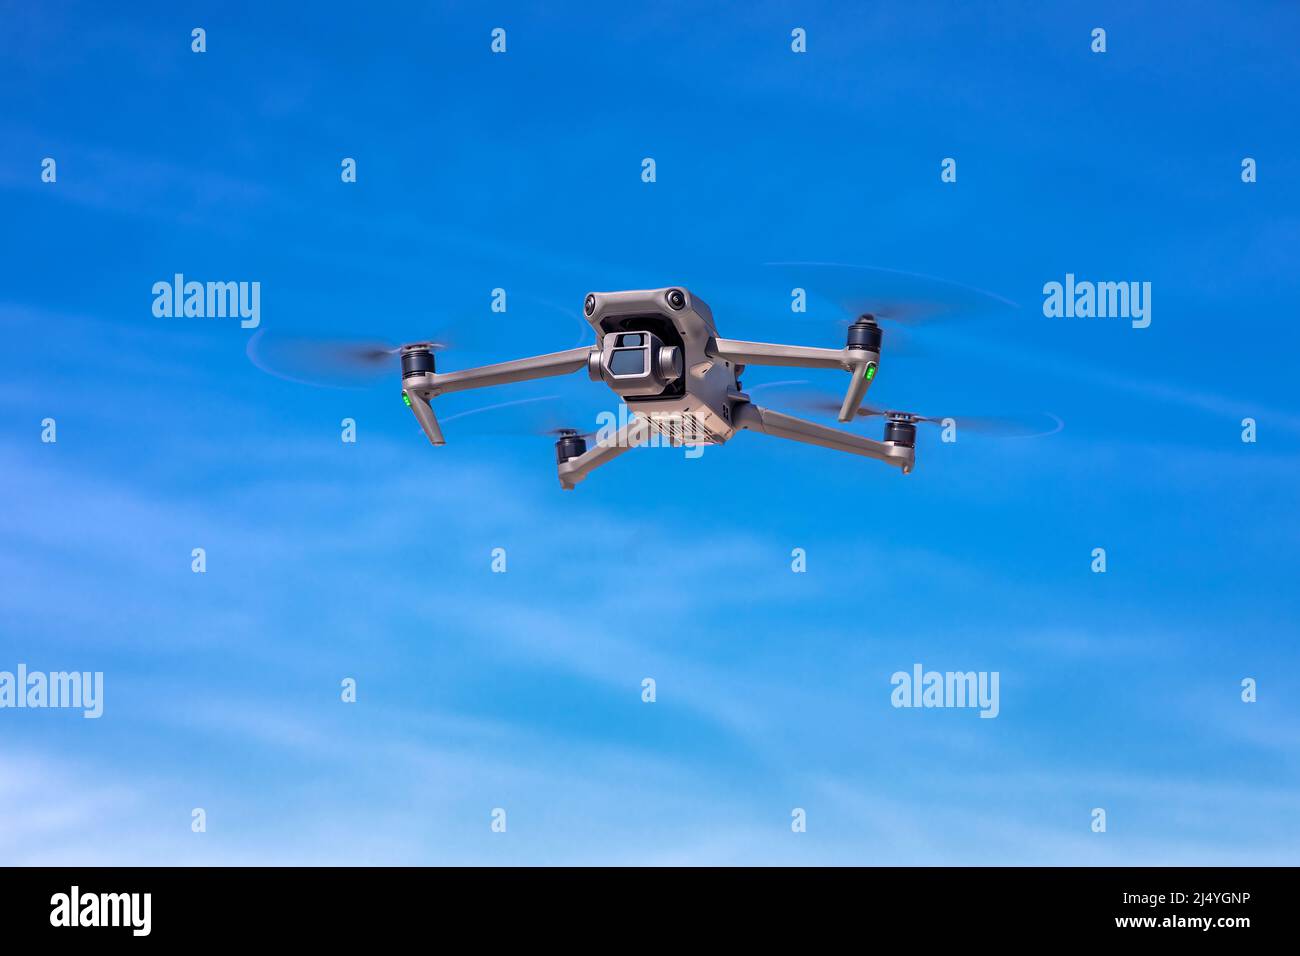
609 333 650 375
598 329 683 397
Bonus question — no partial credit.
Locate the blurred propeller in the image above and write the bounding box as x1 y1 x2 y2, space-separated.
246 294 594 389
434 393 623 443
246 331 450 388
767 261 1019 328
784 391 1062 438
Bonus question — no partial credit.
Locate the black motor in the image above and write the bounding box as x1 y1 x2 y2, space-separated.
883 418 917 448
846 314 883 352
555 429 588 463
401 345 435 379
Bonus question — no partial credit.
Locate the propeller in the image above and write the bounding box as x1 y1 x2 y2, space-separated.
434 394 614 442
540 425 593 438
787 393 1062 438
859 406 1061 438
246 294 594 388
766 261 1019 328
742 379 811 397
246 331 451 388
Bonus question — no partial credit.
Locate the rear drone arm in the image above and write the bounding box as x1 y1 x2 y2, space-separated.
732 402 914 472
556 416 654 490
402 345 594 445
710 336 880 422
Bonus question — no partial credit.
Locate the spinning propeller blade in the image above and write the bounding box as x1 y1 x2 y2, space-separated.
766 262 1019 327
246 331 450 388
246 295 593 388
784 393 1062 438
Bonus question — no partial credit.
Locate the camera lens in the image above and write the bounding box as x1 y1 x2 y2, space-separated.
584 294 596 315
666 289 685 310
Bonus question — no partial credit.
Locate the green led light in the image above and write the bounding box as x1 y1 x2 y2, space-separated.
864 363 877 381
401 391 411 407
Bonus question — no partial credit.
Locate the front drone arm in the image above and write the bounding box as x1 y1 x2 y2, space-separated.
556 416 653 490
733 403 913 472
414 346 593 396
401 345 594 445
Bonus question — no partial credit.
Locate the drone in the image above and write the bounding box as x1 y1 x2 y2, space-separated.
397 285 946 490
250 266 1048 489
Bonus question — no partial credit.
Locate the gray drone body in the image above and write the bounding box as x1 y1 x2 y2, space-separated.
399 287 914 489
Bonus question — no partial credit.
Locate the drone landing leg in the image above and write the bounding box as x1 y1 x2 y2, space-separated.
556 417 653 490
406 391 445 445
733 403 914 472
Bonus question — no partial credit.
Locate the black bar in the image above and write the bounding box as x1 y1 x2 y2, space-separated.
0 866 1284 942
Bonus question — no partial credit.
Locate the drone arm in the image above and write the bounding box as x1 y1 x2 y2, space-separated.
556 417 654 490
709 338 847 370
710 338 878 422
401 347 592 445
733 403 913 471
414 346 594 397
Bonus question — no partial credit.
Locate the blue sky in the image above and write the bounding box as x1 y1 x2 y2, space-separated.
2 1 1298 864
